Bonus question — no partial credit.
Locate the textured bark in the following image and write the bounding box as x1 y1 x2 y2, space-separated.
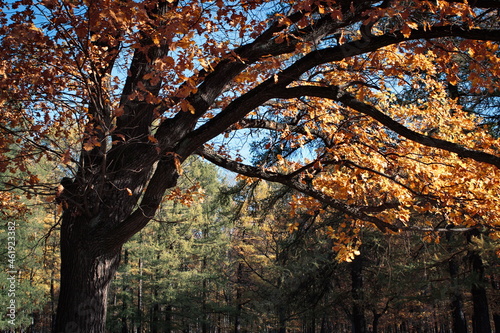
54 213 121 332
53 154 180 332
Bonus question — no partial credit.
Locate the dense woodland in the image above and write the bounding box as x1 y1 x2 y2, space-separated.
1 157 499 332
1 0 500 332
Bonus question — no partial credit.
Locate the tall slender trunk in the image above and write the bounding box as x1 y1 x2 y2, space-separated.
51 268 56 332
165 305 173 333
351 253 366 333
277 305 287 333
493 274 500 333
122 249 129 333
151 291 160 333
372 311 381 333
446 229 468 333
137 257 143 333
493 314 500 333
201 257 209 333
470 251 491 333
233 262 243 333
467 230 492 333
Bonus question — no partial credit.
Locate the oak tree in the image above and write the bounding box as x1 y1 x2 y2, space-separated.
1 0 500 331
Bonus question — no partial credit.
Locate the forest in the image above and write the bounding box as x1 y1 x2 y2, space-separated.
0 0 499 332
1 156 500 332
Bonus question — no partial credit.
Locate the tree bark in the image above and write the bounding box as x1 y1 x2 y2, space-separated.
466 230 492 333
54 213 121 332
470 251 492 333
446 229 468 333
351 253 366 333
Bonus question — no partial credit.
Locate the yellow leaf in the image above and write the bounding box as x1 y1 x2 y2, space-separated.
152 35 161 46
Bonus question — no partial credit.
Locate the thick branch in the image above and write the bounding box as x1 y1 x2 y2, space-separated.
154 6 360 150
236 118 333 145
447 0 500 8
176 26 500 158
102 157 180 251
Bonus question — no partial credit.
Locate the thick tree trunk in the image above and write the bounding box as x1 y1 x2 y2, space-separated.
53 153 179 332
52 202 114 331
54 213 121 332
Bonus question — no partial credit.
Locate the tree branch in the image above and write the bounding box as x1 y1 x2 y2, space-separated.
235 118 334 146
102 156 180 251
197 146 400 233
153 5 361 150
275 85 500 168
175 26 500 159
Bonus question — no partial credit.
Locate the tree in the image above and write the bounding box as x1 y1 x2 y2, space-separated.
1 0 500 331
107 157 234 332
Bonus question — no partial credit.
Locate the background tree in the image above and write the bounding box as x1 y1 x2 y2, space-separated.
106 157 233 332
0 153 61 332
1 0 500 331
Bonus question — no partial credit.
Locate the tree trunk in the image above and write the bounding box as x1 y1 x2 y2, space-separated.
446 228 468 333
351 253 366 333
234 262 243 333
53 213 121 332
151 293 160 333
277 305 287 333
466 230 492 333
493 313 500 333
470 251 492 333
137 257 143 333
53 154 179 332
165 305 173 333
122 249 130 333
372 311 381 333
